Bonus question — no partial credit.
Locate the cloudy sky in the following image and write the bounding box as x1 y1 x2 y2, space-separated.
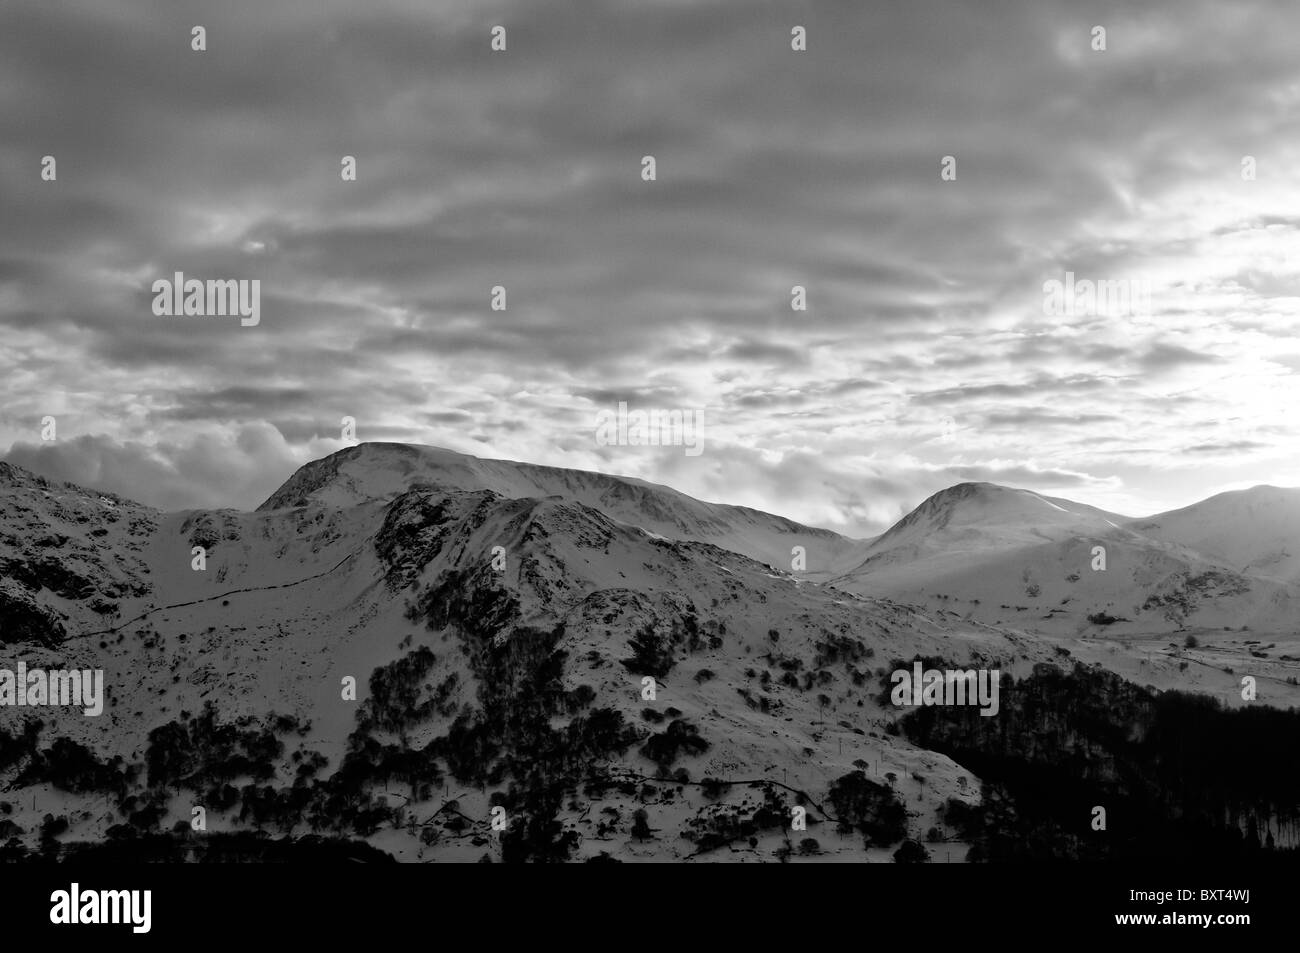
3 0 1300 537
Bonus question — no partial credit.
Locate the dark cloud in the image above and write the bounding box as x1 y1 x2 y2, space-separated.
719 340 810 366
911 375 1118 405
2 426 307 511
1184 441 1270 454
573 386 685 406
941 463 1115 490
1140 343 1222 371
983 411 1121 428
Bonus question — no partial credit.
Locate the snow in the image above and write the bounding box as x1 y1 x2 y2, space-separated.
1 445 1297 863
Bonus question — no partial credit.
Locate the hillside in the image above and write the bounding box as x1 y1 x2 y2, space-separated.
259 443 868 580
1129 486 1300 584
0 453 1020 862
831 481 1300 641
2 448 1298 863
842 483 1128 571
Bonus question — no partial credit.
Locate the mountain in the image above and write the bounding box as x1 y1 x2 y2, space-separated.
0 449 1027 863
258 443 869 579
0 461 155 647
2 447 1298 863
1128 486 1300 584
842 483 1128 571
830 481 1300 639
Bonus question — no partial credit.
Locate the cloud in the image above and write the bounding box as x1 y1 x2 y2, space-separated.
1139 343 1222 372
1184 441 1271 454
2 425 327 511
3 0 1300 530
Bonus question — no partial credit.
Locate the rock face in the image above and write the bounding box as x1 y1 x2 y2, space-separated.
1 444 1297 863
0 462 155 637
0 581 66 647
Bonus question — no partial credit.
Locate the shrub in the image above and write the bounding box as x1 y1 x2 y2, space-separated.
1087 612 1125 626
622 623 675 678
640 719 709 767
893 839 930 863
827 770 907 846
631 808 653 841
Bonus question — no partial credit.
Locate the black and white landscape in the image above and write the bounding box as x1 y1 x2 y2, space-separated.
1 444 1299 862
3 0 1300 866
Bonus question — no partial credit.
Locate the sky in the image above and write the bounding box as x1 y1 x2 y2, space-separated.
3 0 1300 538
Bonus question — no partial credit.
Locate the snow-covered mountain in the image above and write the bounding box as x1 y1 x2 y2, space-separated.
260 443 868 580
830 480 1300 637
1129 486 1300 584
2 446 1298 863
840 483 1128 571
0 447 1008 862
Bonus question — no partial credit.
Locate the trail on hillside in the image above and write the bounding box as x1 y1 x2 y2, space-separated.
79 546 372 639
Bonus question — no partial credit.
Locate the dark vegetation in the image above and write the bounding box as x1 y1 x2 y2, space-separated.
1086 612 1126 626
2 832 396 863
640 719 709 769
621 613 721 679
899 661 1300 860
682 783 795 853
826 770 908 847
3 564 656 861
410 568 640 861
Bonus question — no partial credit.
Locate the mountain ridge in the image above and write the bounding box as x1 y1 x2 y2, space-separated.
256 442 867 578
2 443 1299 862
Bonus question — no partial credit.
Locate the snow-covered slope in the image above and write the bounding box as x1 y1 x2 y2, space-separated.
0 455 1016 863
1129 486 1300 584
3 452 1298 863
831 481 1300 637
0 462 156 646
842 483 1128 572
258 443 868 578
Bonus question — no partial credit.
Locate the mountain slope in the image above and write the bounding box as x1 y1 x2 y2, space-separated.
843 483 1129 572
3 452 1298 863
1128 486 1300 584
830 481 1300 638
0 457 1026 863
258 443 868 578
0 462 156 646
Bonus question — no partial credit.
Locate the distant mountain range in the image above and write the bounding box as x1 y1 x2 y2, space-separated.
832 481 1300 636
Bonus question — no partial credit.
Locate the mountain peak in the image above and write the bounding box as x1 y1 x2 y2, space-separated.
257 442 865 575
880 482 1079 539
0 459 143 509
1129 483 1300 581
837 481 1131 583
